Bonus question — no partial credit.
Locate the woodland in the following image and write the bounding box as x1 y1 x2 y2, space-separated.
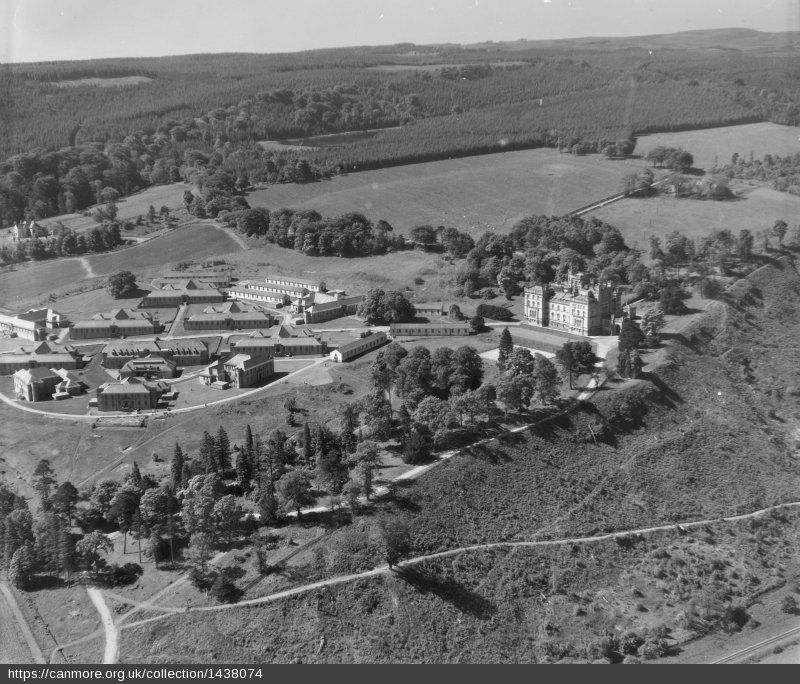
2 30 799 227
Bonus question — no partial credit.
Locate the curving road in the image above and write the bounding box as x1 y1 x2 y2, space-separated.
106 500 800 661
87 587 117 664
0 356 328 422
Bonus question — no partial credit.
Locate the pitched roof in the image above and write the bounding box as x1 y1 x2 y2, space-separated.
14 367 61 382
336 331 388 354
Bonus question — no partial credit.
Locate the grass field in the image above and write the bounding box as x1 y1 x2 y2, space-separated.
636 122 800 172
0 223 243 311
248 149 646 236
587 184 800 252
223 243 448 301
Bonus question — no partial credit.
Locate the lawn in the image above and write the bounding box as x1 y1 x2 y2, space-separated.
247 149 646 237
223 244 448 301
587 184 800 253
0 223 243 311
635 122 800 172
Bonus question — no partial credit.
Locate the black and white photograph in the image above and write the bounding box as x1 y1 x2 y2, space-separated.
1 0 800 669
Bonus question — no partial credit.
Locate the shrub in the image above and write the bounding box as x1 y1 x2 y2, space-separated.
781 595 798 614
105 563 143 587
476 303 513 321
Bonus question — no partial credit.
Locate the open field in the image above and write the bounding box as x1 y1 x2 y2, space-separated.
0 223 243 311
51 76 154 88
587 184 800 252
223 244 448 301
248 149 646 236
636 122 800 171
36 184 187 232
367 61 529 72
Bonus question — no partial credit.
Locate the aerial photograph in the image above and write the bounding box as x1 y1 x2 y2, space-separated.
1 0 800 667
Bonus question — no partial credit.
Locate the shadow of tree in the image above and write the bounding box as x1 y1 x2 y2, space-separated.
394 566 497 620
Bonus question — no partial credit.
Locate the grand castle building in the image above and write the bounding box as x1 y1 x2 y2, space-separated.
523 271 620 337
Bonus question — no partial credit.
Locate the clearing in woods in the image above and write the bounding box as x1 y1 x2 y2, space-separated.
635 122 800 171
247 148 646 236
587 184 800 252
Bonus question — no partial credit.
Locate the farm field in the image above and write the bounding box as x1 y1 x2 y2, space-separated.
635 122 800 171
0 223 243 311
587 185 800 252
248 149 646 236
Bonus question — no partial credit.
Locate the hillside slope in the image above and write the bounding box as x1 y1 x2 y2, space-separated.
121 256 800 663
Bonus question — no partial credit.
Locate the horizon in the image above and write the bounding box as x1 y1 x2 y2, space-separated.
2 0 798 65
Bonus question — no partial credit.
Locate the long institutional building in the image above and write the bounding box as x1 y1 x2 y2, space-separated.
140 279 225 307
0 341 83 375
71 309 160 340
523 271 621 337
102 338 209 369
228 275 362 324
184 301 273 331
0 309 69 341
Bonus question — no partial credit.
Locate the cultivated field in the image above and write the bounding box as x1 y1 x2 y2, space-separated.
248 149 646 236
587 184 800 252
636 122 800 171
0 223 243 311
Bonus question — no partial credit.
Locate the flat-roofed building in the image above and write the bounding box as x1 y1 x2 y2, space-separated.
264 276 326 293
71 308 159 340
96 377 167 412
330 331 388 362
228 281 305 306
0 309 69 341
389 323 472 337
184 301 273 331
13 367 62 401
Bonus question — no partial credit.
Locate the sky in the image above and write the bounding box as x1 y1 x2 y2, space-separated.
2 0 798 64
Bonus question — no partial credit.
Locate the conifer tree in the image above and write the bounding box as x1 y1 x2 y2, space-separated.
149 529 162 568
216 427 231 473
497 327 513 372
128 461 142 488
32 460 57 510
302 423 312 465
178 461 190 489
171 444 185 492
199 432 217 473
234 450 252 489
8 542 35 590
59 527 75 585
